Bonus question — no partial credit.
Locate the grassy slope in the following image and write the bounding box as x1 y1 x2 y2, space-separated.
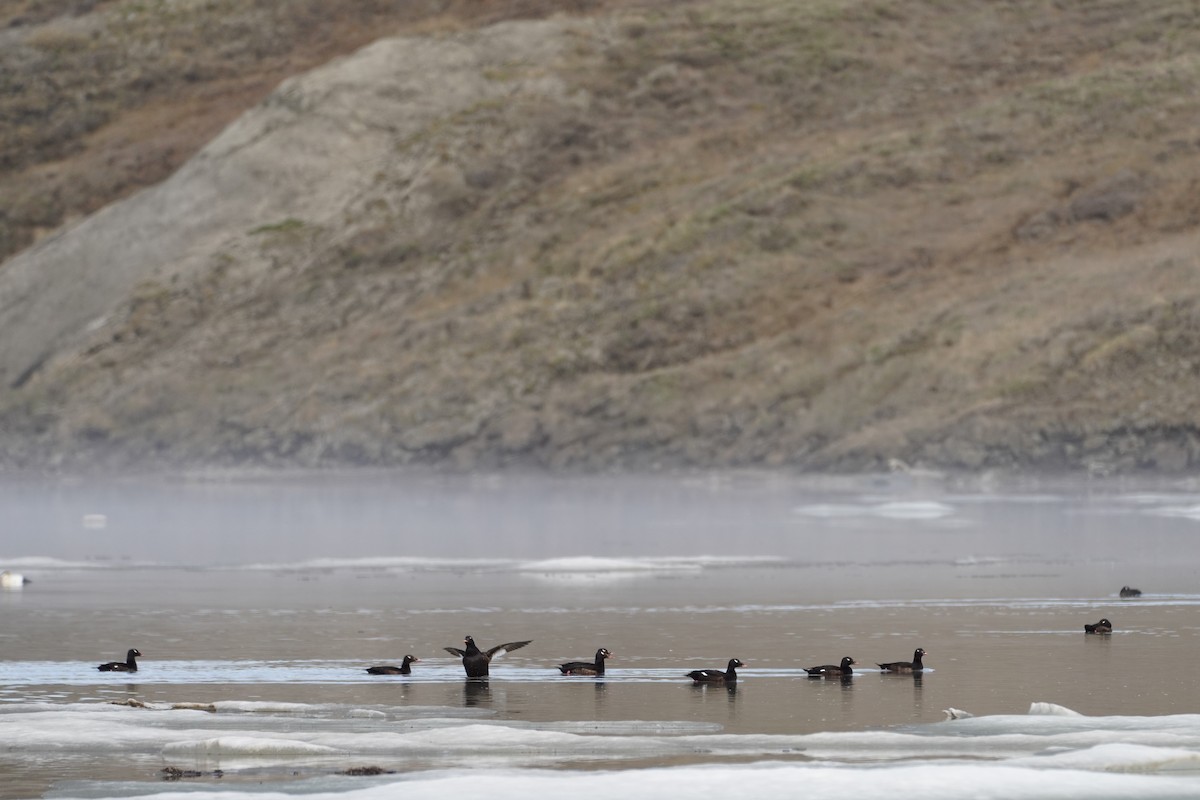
0 0 628 260
2 0 1200 474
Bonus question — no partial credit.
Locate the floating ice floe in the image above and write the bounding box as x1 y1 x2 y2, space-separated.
54 760 1200 800
1029 702 1084 717
793 501 956 520
11 700 1200 799
161 736 344 759
1145 504 1200 522
517 557 698 574
1 556 155 572
233 557 519 573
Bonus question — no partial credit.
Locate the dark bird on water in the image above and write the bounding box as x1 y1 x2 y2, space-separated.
878 648 927 673
805 656 856 677
366 655 419 675
559 647 612 676
1120 586 1142 598
687 658 744 684
98 649 141 672
444 635 531 678
1084 618 1113 634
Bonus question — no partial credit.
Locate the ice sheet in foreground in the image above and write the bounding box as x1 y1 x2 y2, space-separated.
48 761 1200 800
10 701 1200 773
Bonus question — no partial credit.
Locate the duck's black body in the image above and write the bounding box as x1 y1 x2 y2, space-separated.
687 658 743 684
1120 586 1142 598
878 648 927 673
559 648 612 676
98 648 141 672
1084 618 1113 634
804 656 856 677
366 655 419 675
445 636 531 678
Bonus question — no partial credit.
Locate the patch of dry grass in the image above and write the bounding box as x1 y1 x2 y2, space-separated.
0 0 647 262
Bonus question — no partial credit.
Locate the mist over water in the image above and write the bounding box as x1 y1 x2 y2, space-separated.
4 469 1199 569
4 470 1200 799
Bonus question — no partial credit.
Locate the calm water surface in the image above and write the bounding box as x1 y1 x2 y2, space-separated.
2 471 1199 799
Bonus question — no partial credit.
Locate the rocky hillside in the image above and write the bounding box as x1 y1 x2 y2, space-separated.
1 0 1199 475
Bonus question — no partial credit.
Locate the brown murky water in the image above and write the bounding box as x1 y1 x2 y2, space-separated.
2 472 1199 798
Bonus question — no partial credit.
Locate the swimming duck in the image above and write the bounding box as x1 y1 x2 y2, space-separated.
1084 618 1112 634
878 648 927 673
444 635 531 678
366 655 419 675
1119 586 1142 598
98 648 141 672
805 656 856 677
687 658 744 684
559 647 612 676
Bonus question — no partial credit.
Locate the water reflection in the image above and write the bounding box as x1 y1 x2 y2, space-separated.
0 592 26 607
910 672 924 716
689 682 739 702
462 679 490 706
879 671 924 685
